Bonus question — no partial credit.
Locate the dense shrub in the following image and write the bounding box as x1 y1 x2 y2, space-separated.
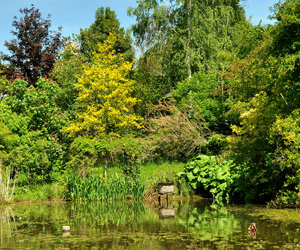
177 154 235 201
144 99 208 161
67 135 147 178
0 78 69 183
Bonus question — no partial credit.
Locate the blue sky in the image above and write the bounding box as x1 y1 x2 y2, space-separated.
0 0 279 55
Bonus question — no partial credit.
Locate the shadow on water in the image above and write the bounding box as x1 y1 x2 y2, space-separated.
1 199 300 249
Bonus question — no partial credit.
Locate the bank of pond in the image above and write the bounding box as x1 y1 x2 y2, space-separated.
1 199 300 249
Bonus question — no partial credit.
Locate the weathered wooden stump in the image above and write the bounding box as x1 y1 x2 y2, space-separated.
158 183 174 207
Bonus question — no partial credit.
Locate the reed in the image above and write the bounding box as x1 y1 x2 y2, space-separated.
65 174 145 201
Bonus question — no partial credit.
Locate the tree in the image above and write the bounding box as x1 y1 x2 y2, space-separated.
52 40 86 115
2 4 63 84
129 0 245 82
129 0 246 114
0 78 69 183
78 7 134 62
224 0 300 203
64 33 142 138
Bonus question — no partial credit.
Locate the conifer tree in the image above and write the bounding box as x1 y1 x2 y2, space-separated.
78 7 134 62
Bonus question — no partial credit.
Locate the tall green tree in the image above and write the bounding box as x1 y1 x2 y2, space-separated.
2 4 63 84
78 7 134 62
225 0 300 203
129 0 246 109
52 40 86 115
129 0 245 79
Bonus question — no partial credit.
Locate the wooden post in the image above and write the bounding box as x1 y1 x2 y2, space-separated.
158 183 174 207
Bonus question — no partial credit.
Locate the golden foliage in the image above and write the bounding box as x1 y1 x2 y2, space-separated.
64 33 142 138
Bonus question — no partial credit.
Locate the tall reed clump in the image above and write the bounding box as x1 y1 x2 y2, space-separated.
64 174 145 201
0 158 17 203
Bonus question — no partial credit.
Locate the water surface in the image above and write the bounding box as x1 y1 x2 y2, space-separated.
1 199 300 249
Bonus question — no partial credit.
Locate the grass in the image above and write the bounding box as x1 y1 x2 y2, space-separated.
10 161 185 203
13 183 65 202
140 161 185 197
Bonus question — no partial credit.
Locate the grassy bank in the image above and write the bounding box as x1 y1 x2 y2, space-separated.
10 161 185 203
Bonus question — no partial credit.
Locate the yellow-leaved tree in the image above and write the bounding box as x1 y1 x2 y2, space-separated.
64 33 142 138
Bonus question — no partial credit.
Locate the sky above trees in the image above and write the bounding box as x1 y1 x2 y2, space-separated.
0 0 278 55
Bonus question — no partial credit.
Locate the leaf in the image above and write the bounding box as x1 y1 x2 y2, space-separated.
187 172 196 182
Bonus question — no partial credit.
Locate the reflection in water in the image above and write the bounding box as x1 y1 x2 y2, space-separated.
62 230 71 237
0 207 16 247
1 200 300 249
159 208 175 219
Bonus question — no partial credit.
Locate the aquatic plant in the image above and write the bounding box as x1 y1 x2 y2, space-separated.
65 174 145 201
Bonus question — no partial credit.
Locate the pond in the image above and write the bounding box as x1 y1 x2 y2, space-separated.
1 198 300 249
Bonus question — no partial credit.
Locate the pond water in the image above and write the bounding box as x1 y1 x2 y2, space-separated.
1 198 300 249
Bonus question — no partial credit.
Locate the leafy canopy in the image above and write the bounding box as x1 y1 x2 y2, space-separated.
0 78 69 183
65 33 142 138
3 4 63 84
78 7 134 62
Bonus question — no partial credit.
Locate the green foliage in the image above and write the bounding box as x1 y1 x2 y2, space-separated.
68 135 147 179
66 136 98 176
52 40 86 115
269 173 300 206
0 78 69 183
225 93 289 202
133 48 170 111
78 7 134 61
98 136 145 179
267 109 300 205
177 154 234 201
269 0 300 56
129 0 246 89
230 18 266 59
173 72 235 134
270 109 300 171
223 0 300 204
13 182 65 202
227 92 277 165
65 174 145 201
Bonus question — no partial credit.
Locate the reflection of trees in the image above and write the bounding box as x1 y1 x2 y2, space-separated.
0 207 16 248
2 201 300 249
178 201 241 241
69 201 149 227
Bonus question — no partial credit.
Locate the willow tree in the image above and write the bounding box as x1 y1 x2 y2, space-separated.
129 0 246 109
129 0 245 79
64 33 142 138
